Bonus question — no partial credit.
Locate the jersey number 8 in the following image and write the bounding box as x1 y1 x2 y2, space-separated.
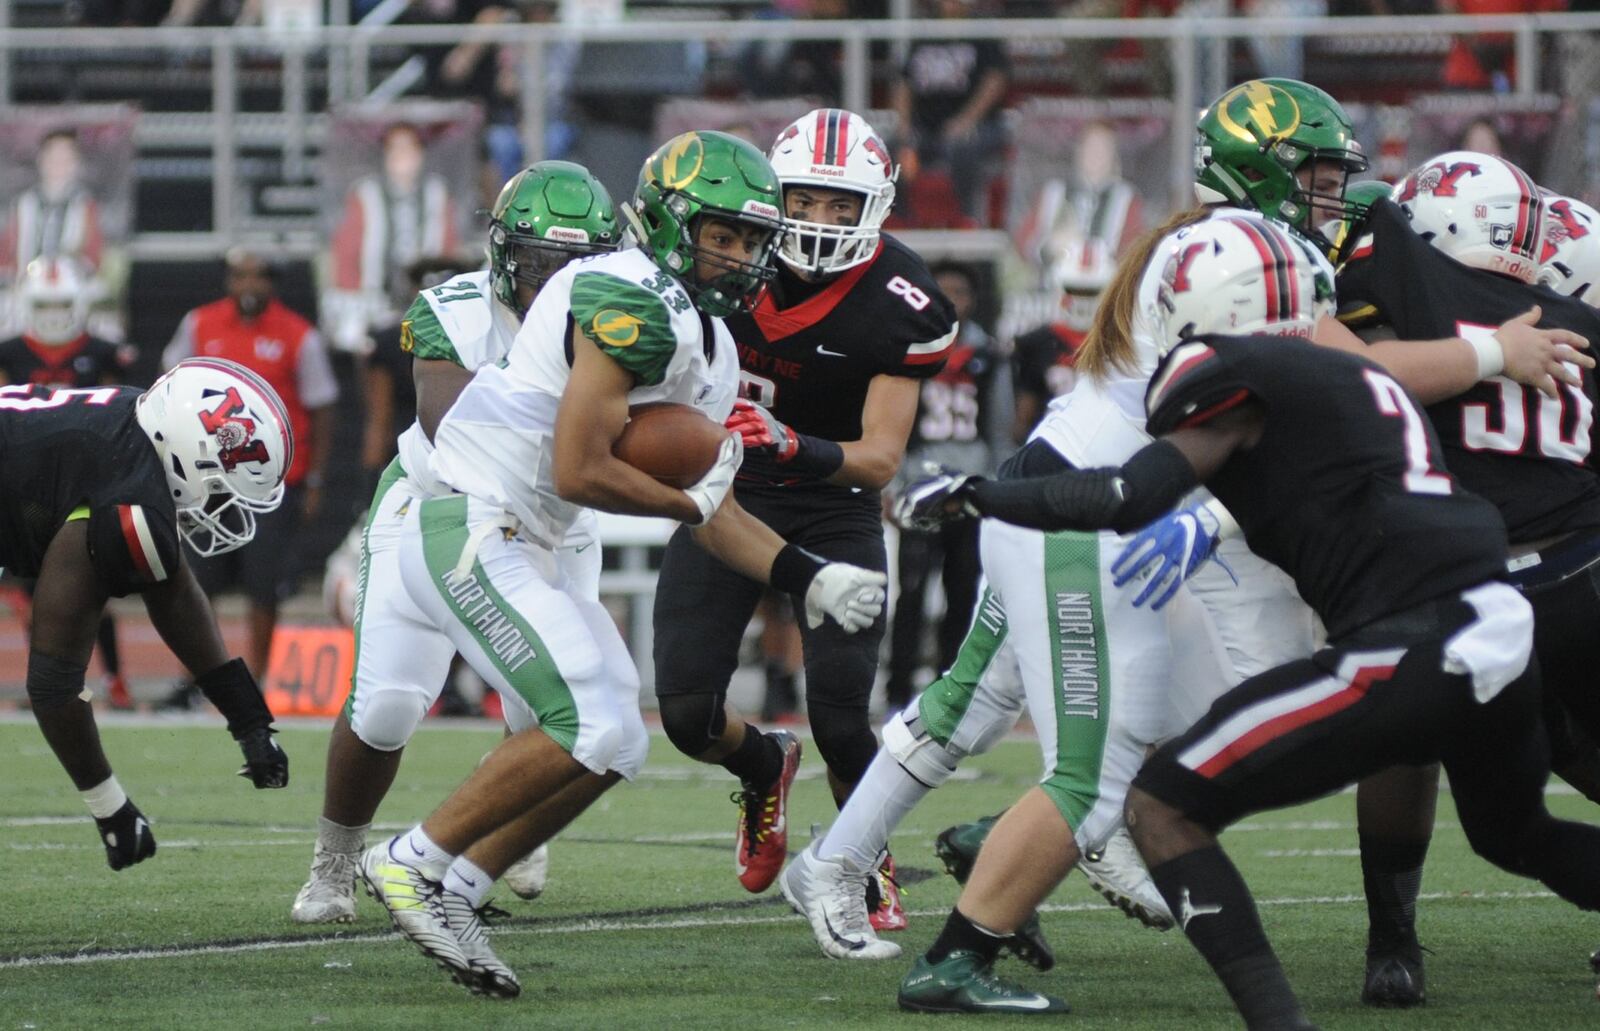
887 275 931 312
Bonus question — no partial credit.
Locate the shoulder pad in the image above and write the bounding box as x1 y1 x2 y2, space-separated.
569 270 679 387
1145 339 1255 436
86 502 181 597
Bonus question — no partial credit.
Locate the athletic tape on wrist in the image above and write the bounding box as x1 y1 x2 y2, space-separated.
81 775 128 820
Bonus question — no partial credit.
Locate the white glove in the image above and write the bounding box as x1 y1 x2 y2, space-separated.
683 432 743 526
803 562 888 633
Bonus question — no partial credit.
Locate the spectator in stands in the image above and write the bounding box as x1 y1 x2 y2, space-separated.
1458 116 1507 155
891 0 1010 225
741 0 850 102
885 261 1001 708
1014 120 1145 271
1239 0 1325 81
1440 0 1561 92
159 249 338 702
1 129 103 281
326 122 459 352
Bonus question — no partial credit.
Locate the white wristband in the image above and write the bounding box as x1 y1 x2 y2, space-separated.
1461 324 1505 380
81 775 128 819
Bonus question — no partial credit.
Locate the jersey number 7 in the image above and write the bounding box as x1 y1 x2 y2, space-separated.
1364 370 1453 495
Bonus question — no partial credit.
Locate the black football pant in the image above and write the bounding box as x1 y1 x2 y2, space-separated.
653 485 887 789
886 517 981 709
1514 531 1600 769
1135 591 1600 913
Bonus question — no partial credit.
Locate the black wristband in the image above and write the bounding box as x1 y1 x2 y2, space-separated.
770 543 826 595
790 434 846 479
26 651 89 712
194 657 275 739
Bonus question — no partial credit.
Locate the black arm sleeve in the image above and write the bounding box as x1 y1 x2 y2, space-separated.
969 439 1197 533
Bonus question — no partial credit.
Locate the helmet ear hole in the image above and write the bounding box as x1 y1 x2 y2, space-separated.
169 455 186 480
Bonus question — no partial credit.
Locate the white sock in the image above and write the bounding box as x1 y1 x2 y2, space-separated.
816 750 931 872
317 817 368 855
442 857 493 908
396 826 454 880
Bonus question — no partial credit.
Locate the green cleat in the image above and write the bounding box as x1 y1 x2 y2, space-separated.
898 950 1069 1014
933 816 1056 972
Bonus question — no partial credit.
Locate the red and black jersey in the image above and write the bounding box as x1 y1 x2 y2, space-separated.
0 333 132 389
906 326 1001 451
1338 198 1600 543
0 384 180 596
1011 321 1083 403
1146 334 1508 641
726 233 957 491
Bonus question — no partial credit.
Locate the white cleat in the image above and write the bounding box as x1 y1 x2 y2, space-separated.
358 840 475 988
780 841 903 961
501 844 549 900
291 843 358 924
438 890 521 999
1078 827 1174 931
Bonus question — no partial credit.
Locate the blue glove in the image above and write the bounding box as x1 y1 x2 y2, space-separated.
1110 504 1225 610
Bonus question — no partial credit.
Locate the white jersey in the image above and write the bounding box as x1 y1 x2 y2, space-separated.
429 247 739 544
394 270 520 499
1030 206 1336 468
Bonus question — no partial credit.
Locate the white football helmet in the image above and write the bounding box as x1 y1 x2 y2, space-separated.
1394 150 1545 284
17 255 94 345
1537 192 1600 305
767 108 897 276
135 357 292 557
1050 239 1114 332
1154 216 1333 354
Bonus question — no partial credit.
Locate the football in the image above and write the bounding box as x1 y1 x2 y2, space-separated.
613 402 727 488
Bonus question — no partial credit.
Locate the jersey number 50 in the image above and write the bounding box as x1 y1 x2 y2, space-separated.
1457 321 1594 463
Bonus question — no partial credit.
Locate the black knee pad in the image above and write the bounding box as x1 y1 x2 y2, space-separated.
658 692 728 758
806 698 878 787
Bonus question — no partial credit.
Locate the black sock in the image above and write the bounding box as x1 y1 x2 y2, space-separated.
1359 834 1428 950
1150 846 1306 1030
722 724 782 789
924 907 1006 965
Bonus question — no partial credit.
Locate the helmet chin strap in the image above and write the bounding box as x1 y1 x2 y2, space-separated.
617 202 651 250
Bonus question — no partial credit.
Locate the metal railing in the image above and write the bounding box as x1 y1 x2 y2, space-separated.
4 12 1600 255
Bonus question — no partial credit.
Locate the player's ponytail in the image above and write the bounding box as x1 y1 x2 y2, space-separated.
1076 206 1210 381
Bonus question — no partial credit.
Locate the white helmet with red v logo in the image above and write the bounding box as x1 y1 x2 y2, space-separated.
767 108 897 276
1537 192 1600 305
1154 215 1332 355
18 255 95 345
1395 150 1545 284
135 357 292 556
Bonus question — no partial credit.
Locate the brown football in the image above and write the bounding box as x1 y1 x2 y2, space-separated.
613 402 727 488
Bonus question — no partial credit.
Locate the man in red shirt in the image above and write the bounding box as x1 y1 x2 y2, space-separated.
159 248 338 686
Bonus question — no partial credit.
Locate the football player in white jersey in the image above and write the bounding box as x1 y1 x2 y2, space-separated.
292 162 620 926
780 80 1592 1010
356 131 888 998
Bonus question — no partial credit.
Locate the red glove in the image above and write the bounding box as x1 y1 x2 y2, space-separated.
725 400 799 462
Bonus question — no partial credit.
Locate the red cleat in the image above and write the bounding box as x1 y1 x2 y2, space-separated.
868 853 908 932
732 729 801 893
105 674 135 711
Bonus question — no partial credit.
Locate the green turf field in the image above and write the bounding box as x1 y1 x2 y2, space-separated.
1 718 1596 1029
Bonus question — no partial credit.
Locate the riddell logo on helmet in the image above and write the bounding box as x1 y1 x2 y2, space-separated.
742 200 781 220
544 226 591 243
809 166 845 177
1397 161 1481 202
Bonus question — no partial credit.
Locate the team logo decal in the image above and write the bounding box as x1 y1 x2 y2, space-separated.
862 133 893 175
198 386 270 471
399 319 415 353
657 133 705 191
1541 198 1592 262
1395 161 1481 202
1157 240 1209 315
592 308 645 347
1215 82 1301 144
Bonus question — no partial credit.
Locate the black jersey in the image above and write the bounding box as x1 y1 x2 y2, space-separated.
1337 198 1600 543
725 234 957 492
1146 334 1508 641
1012 322 1083 403
0 384 181 595
906 325 1000 451
0 333 132 389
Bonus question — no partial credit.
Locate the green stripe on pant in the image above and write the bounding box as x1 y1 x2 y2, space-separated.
917 586 1009 746
417 495 580 753
343 456 408 720
1040 531 1111 830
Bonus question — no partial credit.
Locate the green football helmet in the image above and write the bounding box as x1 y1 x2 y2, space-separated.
1326 179 1393 264
1194 79 1368 251
630 130 786 318
489 161 620 316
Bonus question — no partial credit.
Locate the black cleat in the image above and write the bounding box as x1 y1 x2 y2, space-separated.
1361 938 1426 1008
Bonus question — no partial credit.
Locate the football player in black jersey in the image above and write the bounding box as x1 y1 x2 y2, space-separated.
1 358 292 871
652 109 956 907
1009 240 1112 441
0 256 137 709
899 217 1600 1027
